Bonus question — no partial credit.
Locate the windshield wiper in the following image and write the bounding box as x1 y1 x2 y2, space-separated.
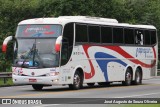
21 43 35 68
21 40 44 68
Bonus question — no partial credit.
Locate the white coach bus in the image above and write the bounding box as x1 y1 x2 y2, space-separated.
2 16 158 90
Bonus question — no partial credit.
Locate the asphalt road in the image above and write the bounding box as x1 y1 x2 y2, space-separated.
0 77 160 107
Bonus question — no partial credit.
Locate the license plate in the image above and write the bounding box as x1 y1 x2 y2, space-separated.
29 79 37 82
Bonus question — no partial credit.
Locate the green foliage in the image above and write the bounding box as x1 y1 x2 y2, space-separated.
0 78 13 86
0 0 160 71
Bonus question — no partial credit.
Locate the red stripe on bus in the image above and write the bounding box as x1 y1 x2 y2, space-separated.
83 45 95 79
82 45 156 79
104 46 156 68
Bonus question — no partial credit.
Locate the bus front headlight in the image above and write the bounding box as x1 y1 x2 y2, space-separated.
46 72 59 76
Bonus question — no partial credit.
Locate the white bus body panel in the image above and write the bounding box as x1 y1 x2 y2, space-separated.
65 45 157 83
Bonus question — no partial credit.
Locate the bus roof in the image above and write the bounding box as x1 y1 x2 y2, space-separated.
18 16 156 30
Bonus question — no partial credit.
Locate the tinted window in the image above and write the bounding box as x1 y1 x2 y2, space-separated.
63 23 74 47
124 28 134 44
151 30 156 45
113 27 123 43
88 25 100 43
76 24 88 42
135 29 144 45
61 23 74 65
144 30 150 45
101 26 112 43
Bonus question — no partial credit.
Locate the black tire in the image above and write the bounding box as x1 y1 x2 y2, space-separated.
69 71 83 90
32 84 43 91
122 68 132 86
87 83 95 87
133 68 142 85
98 82 110 86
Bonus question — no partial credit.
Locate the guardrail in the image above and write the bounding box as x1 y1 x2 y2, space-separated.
0 72 12 84
0 72 12 78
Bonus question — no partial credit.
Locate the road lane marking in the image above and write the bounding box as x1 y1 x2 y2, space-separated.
115 92 160 98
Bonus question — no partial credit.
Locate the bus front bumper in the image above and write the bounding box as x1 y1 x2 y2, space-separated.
12 75 60 85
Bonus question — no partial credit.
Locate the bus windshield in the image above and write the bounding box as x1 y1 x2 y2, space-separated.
13 25 62 68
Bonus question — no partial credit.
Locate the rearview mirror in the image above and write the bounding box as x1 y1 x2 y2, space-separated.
55 36 62 53
2 36 13 53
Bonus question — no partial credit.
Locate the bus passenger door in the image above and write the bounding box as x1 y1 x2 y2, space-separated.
61 38 69 65
60 23 74 84
60 38 72 84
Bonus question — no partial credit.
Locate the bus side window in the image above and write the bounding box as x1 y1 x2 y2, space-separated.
135 30 144 45
150 30 156 45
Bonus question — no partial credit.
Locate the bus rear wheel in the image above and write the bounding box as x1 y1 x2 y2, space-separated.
133 68 142 85
122 68 132 86
32 84 43 91
69 71 83 90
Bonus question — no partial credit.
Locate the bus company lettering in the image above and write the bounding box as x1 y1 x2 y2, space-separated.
136 48 152 58
24 25 54 37
24 25 50 33
25 27 46 33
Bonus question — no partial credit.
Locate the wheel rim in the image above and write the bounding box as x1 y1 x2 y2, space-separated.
74 74 80 88
126 72 132 84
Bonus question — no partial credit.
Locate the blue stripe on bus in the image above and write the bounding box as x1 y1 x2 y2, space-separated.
95 52 127 81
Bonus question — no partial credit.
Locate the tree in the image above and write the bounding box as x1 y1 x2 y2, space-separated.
0 0 160 71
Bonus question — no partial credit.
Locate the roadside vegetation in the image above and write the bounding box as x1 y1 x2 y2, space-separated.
0 78 13 86
0 0 160 71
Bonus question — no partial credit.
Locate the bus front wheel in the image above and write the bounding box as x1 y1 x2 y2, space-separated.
32 84 43 91
69 71 83 90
